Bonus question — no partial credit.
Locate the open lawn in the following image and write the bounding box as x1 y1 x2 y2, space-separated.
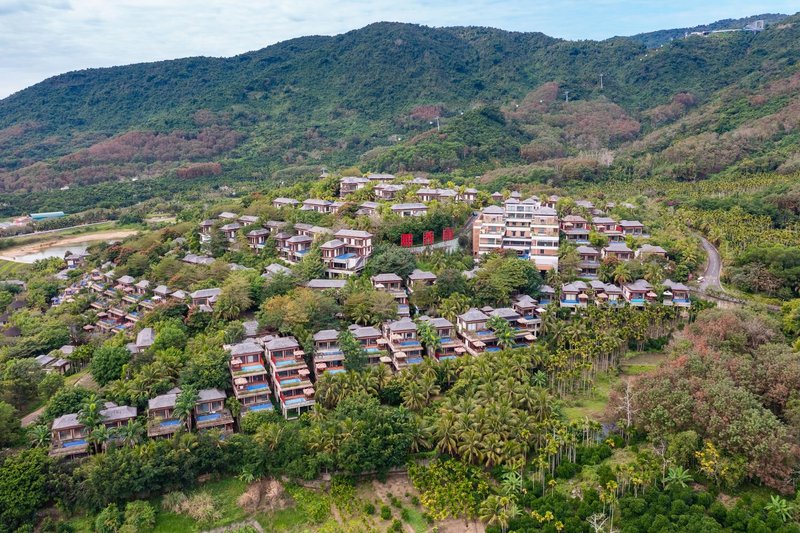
0 258 31 278
563 352 667 422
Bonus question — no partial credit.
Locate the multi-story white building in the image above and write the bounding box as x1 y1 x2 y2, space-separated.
472 197 559 272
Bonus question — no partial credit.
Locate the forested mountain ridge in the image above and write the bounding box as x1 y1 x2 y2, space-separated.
0 14 798 196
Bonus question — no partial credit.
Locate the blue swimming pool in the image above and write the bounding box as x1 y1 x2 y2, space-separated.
240 364 264 373
281 377 301 385
439 355 456 360
246 383 268 391
335 253 356 259
196 413 221 423
284 397 307 406
275 359 299 367
248 403 274 412
440 337 452 343
365 347 380 353
327 368 345 374
407 357 424 364
399 340 420 347
486 347 501 352
160 419 181 427
477 330 494 336
63 439 87 448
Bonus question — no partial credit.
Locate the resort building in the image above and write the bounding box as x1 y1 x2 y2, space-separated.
383 317 424 371
348 325 388 366
456 308 497 356
313 329 345 378
472 199 559 272
265 336 315 419
320 229 374 277
194 388 234 434
417 316 466 360
228 341 273 415
663 279 691 308
576 245 601 278
390 203 428 218
339 176 370 196
622 279 657 306
147 388 184 438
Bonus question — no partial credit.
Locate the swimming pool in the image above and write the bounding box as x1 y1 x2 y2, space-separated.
160 419 181 427
240 364 265 373
284 397 308 406
63 439 87 448
248 403 274 412
246 383 268 391
196 413 221 423
281 377 301 385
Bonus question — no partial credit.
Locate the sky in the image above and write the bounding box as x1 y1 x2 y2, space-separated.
0 0 796 98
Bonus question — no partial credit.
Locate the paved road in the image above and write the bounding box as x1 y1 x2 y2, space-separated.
698 236 723 292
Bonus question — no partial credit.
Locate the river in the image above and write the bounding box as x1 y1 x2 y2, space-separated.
0 229 139 263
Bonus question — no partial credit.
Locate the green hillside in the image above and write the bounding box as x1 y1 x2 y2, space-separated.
0 15 799 207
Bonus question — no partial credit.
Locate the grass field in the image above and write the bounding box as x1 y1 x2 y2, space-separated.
562 351 667 422
0 258 31 278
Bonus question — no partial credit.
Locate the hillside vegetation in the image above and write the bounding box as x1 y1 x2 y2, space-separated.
0 15 798 205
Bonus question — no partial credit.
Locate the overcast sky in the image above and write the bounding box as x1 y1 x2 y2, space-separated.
0 0 796 98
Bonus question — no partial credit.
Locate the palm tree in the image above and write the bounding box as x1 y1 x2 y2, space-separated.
532 370 548 388
765 495 794 523
501 471 524 499
434 411 459 456
88 424 110 453
487 315 515 351
78 394 104 429
643 261 664 285
173 387 199 432
479 495 519 533
612 262 632 285
29 425 51 448
255 423 284 452
117 419 144 447
438 294 470 324
663 466 692 488
415 319 442 358
458 429 483 464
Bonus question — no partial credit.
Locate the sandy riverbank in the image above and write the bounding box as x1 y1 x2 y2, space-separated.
0 229 139 261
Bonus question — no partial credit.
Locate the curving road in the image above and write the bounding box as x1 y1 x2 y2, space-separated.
698 236 723 292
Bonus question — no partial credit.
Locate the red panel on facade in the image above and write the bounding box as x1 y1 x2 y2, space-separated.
442 227 453 241
401 233 414 247
423 231 434 246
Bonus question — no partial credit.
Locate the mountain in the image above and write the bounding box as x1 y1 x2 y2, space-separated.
0 15 799 204
628 13 789 48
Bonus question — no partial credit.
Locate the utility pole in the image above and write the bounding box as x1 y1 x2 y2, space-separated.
430 117 440 131
599 73 604 90
564 90 570 103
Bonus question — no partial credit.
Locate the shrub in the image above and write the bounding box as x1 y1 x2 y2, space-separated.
162 491 188 513
184 492 221 525
380 504 392 520
389 519 403 532
120 501 155 532
94 503 122 533
363 502 376 515
400 508 411 522
410 495 420 506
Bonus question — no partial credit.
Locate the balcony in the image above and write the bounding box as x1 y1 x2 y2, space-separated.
195 409 234 431
147 417 184 437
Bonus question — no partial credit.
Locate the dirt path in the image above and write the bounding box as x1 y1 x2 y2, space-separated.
202 519 264 533
0 229 139 261
21 405 45 427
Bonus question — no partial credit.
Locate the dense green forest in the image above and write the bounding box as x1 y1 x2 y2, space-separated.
0 14 799 207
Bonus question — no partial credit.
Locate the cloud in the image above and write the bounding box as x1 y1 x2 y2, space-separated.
0 0 797 98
